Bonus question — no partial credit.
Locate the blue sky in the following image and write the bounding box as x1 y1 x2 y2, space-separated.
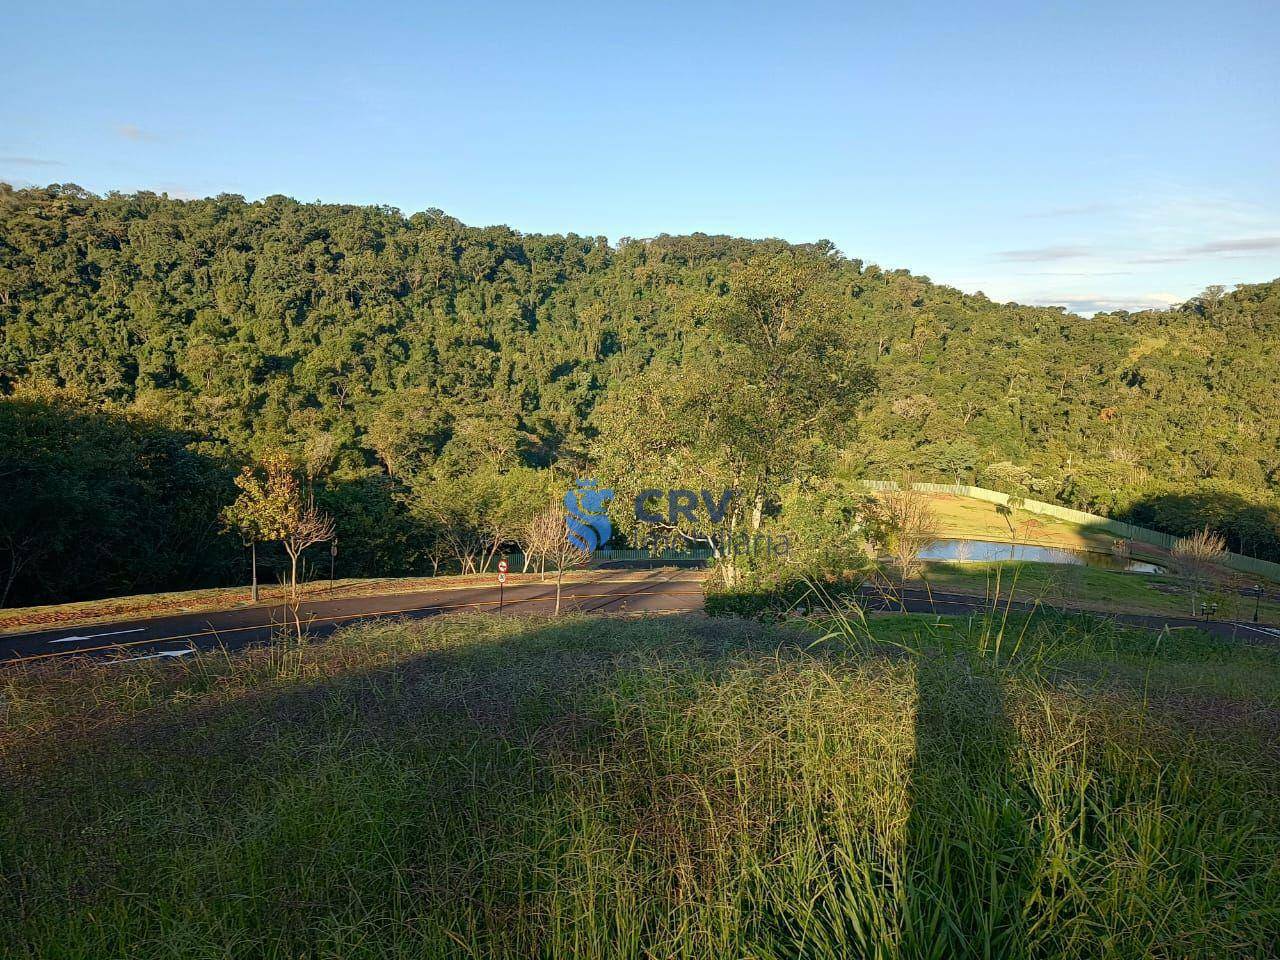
3 0 1277 314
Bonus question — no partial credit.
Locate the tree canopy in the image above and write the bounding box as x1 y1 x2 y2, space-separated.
2 183 1278 602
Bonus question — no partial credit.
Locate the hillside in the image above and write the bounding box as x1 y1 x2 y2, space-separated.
2 183 1278 602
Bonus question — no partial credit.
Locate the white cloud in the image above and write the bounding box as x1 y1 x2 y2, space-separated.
1184 236 1280 255
117 124 162 143
994 245 1091 263
1023 202 1115 219
1027 291 1185 316
0 156 63 167
155 183 203 200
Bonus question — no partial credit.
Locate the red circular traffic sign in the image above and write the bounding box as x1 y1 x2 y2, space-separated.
497 559 509 573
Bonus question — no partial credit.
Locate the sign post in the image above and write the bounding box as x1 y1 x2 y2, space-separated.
497 558 508 611
329 538 338 592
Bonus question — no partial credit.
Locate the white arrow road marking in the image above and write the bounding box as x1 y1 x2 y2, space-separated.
48 627 147 644
1224 622 1280 640
115 649 197 663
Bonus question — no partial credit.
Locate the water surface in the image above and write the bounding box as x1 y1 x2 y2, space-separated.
920 538 1165 574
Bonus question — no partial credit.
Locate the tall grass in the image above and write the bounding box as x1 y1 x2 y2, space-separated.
2 612 1277 958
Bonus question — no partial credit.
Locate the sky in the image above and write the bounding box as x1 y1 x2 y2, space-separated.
3 0 1278 315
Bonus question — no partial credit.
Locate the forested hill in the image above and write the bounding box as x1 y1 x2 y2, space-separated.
1 183 1278 602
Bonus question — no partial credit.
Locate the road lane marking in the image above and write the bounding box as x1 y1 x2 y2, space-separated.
48 627 147 644
115 649 197 663
1228 622 1280 640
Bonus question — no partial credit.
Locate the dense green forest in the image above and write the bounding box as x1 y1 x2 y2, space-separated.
2 183 1278 604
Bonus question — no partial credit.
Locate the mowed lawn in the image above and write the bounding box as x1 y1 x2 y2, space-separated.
913 493 1130 553
2 612 1278 958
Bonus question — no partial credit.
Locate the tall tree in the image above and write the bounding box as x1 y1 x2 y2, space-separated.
594 251 875 584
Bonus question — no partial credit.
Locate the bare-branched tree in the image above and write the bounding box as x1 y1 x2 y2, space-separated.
281 493 336 602
540 506 590 614
1171 527 1227 615
872 488 941 593
523 504 565 581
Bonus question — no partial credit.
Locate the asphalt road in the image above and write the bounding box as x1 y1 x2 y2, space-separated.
2 569 1277 666
0 569 707 665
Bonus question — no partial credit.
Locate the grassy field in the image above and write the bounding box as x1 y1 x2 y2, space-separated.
3 610 1278 958
914 492 1138 554
917 560 1280 625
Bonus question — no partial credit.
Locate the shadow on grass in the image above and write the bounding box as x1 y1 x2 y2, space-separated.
901 656 1036 959
3 610 1277 958
2 614 803 953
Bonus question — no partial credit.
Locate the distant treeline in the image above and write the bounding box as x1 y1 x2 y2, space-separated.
1 184 1278 604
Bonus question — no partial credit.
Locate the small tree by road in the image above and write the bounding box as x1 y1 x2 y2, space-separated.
280 494 336 602
222 456 292 602
1171 527 1228 615
523 504 563 580
223 454 335 602
534 504 590 614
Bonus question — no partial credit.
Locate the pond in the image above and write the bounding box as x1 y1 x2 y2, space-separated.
920 538 1166 574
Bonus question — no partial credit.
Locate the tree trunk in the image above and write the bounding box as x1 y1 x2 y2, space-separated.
716 512 736 587
1 543 29 609
555 567 563 615
481 538 501 573
290 551 299 601
1 558 16 609
1 564 15 609
721 562 738 588
250 541 259 602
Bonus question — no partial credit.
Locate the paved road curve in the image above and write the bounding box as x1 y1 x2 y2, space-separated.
0 569 707 665
3 570 1277 666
